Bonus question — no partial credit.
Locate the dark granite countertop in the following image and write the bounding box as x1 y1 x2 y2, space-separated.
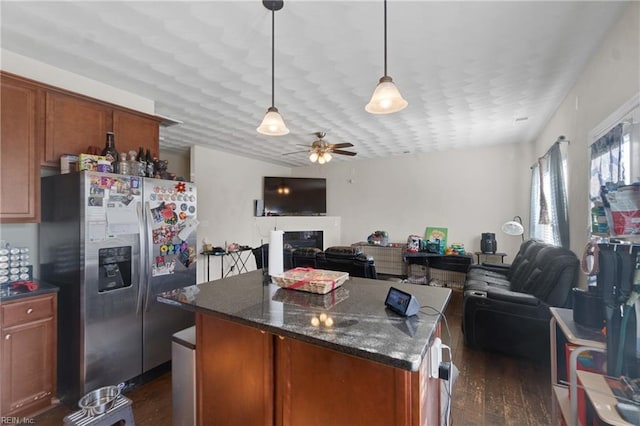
0 280 59 302
158 270 451 371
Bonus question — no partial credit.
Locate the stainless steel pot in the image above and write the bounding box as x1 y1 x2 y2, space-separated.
78 385 121 416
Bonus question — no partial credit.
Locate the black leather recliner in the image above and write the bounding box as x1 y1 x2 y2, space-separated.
462 239 579 361
291 247 322 268
251 244 293 271
315 246 377 279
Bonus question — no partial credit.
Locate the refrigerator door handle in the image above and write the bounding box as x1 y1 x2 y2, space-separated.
144 201 154 313
136 200 146 316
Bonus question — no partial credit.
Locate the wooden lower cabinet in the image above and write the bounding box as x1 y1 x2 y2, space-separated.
196 313 438 426
0 293 57 418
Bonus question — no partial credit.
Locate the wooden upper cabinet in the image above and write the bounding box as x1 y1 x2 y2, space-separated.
112 109 160 158
43 91 111 167
0 75 42 223
44 92 160 167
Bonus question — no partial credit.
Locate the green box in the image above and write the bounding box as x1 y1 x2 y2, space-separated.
424 227 448 254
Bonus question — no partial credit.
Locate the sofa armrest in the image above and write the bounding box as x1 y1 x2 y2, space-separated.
486 287 540 306
469 262 510 272
482 262 511 269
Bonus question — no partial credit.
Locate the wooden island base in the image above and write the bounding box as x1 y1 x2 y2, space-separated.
196 314 440 426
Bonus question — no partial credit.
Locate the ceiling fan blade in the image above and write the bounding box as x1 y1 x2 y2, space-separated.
282 150 309 156
330 142 354 149
296 144 311 147
332 149 357 156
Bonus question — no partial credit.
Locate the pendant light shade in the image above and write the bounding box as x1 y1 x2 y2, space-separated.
366 0 407 114
257 1 289 136
257 106 289 136
365 76 408 114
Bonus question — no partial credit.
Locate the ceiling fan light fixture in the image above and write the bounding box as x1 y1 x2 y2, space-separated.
323 152 332 162
309 152 319 162
365 76 408 114
257 106 289 136
318 155 326 165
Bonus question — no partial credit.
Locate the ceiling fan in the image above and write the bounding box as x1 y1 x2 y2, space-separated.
285 132 357 164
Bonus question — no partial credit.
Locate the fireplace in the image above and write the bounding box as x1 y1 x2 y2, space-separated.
283 231 323 250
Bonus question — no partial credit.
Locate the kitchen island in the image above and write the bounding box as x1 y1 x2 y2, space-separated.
158 270 451 426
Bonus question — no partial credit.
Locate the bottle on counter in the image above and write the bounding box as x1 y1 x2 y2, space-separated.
145 149 155 178
101 132 118 174
137 147 146 177
128 150 140 176
118 152 130 175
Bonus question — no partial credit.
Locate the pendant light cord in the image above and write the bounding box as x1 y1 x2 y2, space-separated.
271 6 275 108
383 0 387 77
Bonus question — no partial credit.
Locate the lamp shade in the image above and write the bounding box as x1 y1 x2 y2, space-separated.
257 106 289 136
365 76 408 114
501 221 525 236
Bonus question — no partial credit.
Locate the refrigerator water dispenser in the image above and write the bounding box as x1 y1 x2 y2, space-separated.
99 247 132 292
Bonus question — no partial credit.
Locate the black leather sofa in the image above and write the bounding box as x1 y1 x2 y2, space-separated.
253 245 377 279
316 246 378 279
462 239 579 361
292 247 322 268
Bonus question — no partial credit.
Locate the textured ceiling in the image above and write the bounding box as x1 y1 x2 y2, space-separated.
1 1 627 167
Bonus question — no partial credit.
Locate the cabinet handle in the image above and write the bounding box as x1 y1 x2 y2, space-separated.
4 334 10 340
26 308 33 314
278 335 285 340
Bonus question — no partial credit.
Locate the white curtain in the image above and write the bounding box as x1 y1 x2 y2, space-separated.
529 142 569 247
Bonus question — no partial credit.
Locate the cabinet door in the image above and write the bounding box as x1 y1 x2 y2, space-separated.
113 109 159 159
44 91 111 167
1 317 56 417
196 314 274 426
275 337 413 426
0 75 42 223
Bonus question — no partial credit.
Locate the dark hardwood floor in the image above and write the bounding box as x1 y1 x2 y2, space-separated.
34 290 550 425
444 290 551 425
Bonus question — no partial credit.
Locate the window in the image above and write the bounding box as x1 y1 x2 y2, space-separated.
589 100 639 237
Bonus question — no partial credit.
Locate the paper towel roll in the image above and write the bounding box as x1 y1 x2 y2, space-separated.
269 230 284 276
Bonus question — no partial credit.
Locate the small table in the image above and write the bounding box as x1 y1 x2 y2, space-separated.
201 251 226 281
474 251 507 264
201 248 254 281
223 249 252 277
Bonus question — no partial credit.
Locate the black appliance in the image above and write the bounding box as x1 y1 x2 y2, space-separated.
263 177 327 216
481 233 497 254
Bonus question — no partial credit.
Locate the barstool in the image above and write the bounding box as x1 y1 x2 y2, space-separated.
63 396 135 426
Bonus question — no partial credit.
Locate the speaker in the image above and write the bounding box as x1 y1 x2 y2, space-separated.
481 232 497 254
254 199 264 216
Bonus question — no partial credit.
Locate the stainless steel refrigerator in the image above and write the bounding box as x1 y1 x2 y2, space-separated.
40 171 197 404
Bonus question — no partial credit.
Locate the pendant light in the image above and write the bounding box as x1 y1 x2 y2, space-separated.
257 0 290 136
365 0 408 114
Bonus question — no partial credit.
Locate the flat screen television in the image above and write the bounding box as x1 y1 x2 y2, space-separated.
263 177 326 216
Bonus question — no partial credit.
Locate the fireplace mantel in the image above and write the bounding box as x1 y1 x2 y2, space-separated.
253 216 341 249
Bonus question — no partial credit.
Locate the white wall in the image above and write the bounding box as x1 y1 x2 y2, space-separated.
1 49 155 114
159 149 190 181
191 145 290 282
293 142 533 261
532 1 640 257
